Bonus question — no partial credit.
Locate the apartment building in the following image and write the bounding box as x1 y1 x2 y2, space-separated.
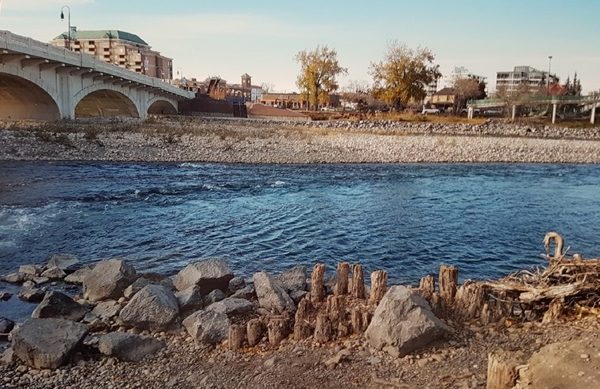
496 66 559 94
50 29 173 80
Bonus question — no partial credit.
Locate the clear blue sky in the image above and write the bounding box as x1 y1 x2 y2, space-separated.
1 0 599 92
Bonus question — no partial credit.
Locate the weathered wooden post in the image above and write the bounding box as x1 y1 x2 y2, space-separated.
247 319 264 347
314 313 333 343
326 295 345 323
454 281 485 320
334 262 350 295
369 270 388 305
228 324 245 350
351 264 365 299
439 264 458 305
419 274 436 299
486 350 523 389
293 298 312 340
310 263 326 304
267 316 288 346
351 307 369 334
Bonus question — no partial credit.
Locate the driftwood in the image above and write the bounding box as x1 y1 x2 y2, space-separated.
334 262 350 295
351 264 365 299
310 264 326 304
369 270 388 305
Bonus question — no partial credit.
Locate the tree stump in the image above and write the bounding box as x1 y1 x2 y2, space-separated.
480 303 491 325
247 319 264 347
486 350 522 389
455 281 486 320
337 322 351 338
419 275 436 299
369 270 388 305
351 307 368 334
267 316 288 346
351 264 365 299
310 264 326 304
430 292 444 316
439 265 458 305
334 262 350 296
293 297 313 341
314 313 333 343
542 298 564 324
228 324 246 350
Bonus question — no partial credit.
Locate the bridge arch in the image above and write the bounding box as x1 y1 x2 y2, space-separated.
147 97 178 115
73 85 140 119
0 72 61 120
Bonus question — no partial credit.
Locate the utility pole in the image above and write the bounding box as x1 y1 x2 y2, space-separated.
60 5 71 51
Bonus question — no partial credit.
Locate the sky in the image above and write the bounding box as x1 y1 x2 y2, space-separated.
1 0 599 93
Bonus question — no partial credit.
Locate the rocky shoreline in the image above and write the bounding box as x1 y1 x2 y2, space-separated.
1 248 599 388
2 117 600 163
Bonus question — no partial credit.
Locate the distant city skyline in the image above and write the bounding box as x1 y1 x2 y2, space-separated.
1 0 599 93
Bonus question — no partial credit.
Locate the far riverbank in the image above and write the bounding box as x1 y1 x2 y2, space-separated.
2 117 600 163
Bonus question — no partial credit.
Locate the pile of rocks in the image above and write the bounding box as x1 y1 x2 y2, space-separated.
1 256 449 373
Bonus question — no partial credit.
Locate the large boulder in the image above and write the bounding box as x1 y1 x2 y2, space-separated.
31 291 89 322
64 266 93 284
11 319 88 369
119 285 179 331
40 267 67 280
365 286 449 356
173 259 233 293
98 332 165 362
0 317 15 334
206 298 253 316
46 254 79 272
83 259 136 302
276 266 307 294
182 310 230 344
253 271 295 313
18 288 46 303
175 285 204 311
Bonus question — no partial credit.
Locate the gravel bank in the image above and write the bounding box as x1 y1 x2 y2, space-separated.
2 117 600 163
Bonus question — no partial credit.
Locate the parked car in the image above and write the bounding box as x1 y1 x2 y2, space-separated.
422 107 441 114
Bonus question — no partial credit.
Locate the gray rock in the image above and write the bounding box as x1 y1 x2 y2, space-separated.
98 332 165 362
83 259 136 302
206 298 253 316
123 277 152 299
290 290 309 303
119 285 179 331
91 300 120 320
11 318 88 369
3 273 23 284
32 276 50 285
18 288 46 303
64 266 93 284
228 276 246 292
31 291 89 322
253 271 295 313
0 291 12 301
175 285 204 310
203 289 226 306
0 317 15 334
40 267 66 280
0 347 14 365
46 254 79 271
18 265 42 279
182 310 230 344
364 286 449 357
231 285 255 300
276 266 307 293
173 258 233 293
22 280 36 289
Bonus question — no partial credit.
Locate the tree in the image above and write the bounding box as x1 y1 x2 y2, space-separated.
451 69 486 113
295 46 347 110
370 42 441 111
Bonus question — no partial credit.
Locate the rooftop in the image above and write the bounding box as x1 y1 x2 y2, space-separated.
53 30 149 46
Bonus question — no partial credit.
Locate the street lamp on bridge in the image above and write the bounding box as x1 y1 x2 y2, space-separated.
60 5 71 51
547 55 553 93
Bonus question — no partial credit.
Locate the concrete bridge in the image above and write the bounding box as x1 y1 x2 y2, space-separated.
0 30 194 120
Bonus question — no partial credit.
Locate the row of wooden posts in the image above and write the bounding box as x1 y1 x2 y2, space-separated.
227 263 390 350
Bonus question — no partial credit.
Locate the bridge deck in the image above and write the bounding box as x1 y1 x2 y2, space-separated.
0 30 194 99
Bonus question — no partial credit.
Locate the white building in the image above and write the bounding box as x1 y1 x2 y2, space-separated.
496 66 559 94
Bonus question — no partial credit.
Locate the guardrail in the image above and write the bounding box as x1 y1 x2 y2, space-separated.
0 30 193 99
468 95 600 109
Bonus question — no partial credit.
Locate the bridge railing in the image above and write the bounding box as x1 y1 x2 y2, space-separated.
0 30 193 99
467 95 600 109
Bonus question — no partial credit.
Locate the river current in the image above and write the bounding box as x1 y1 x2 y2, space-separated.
1 162 600 284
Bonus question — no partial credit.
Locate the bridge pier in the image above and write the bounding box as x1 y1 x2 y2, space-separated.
511 105 516 121
467 107 474 120
592 104 597 125
552 103 558 124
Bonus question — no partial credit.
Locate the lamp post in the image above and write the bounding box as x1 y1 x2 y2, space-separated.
547 55 553 93
60 5 71 51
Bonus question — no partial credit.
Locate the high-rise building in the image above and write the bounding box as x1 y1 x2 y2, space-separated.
50 29 173 80
496 66 559 94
